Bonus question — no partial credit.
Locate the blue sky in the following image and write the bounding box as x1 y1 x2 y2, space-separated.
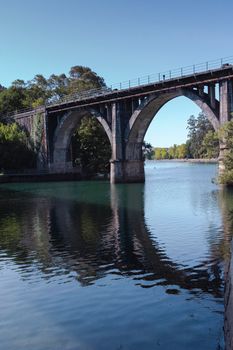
0 0 232 146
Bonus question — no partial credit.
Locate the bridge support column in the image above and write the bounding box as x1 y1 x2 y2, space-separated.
110 160 145 183
49 147 75 173
123 160 145 183
110 102 145 183
110 102 124 183
110 160 124 183
219 80 233 173
219 80 233 124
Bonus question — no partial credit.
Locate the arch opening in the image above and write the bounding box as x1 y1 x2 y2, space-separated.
51 109 112 176
145 96 200 148
125 89 220 162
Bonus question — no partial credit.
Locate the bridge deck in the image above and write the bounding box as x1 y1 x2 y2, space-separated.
3 62 233 119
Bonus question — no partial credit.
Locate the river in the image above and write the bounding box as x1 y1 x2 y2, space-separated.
0 161 232 350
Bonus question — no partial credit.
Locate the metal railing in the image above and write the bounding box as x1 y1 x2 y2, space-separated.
1 106 45 119
46 87 113 107
109 55 233 90
2 55 233 117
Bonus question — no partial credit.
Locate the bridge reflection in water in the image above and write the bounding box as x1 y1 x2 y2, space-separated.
0 181 231 299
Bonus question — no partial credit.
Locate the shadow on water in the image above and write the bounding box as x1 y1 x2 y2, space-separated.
0 181 232 298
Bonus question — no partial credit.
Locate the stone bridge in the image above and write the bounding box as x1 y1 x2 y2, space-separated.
6 61 233 183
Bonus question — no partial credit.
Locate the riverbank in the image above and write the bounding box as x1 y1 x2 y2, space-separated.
152 158 218 163
0 172 83 183
0 160 218 184
0 172 110 184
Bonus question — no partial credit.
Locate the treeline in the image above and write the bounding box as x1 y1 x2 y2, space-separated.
151 113 219 160
219 121 233 185
153 144 187 160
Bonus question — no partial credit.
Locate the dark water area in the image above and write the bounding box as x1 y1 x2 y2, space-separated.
0 161 233 349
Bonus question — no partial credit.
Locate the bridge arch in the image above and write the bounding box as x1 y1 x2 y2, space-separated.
51 108 112 171
125 88 220 160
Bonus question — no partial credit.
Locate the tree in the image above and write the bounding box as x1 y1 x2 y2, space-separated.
68 66 105 94
186 113 218 158
0 123 36 170
47 74 69 101
11 79 26 89
26 74 50 108
176 144 187 159
142 141 154 159
154 148 162 160
153 147 168 159
0 86 28 116
201 130 219 158
71 116 111 175
168 144 178 159
160 148 168 159
218 121 233 185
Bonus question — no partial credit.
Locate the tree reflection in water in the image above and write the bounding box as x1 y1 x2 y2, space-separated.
0 181 231 299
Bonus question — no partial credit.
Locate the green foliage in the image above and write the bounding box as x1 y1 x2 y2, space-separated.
68 66 105 94
168 144 177 159
201 130 219 158
47 74 69 100
154 147 168 159
186 112 218 158
218 121 233 185
71 116 111 175
0 123 36 170
153 144 187 160
0 86 28 115
219 120 233 149
176 143 187 159
143 142 154 159
219 169 233 185
23 74 53 108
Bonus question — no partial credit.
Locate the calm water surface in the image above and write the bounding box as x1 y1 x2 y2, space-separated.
0 161 233 350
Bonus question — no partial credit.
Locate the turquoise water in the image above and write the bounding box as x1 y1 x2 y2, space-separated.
0 161 231 349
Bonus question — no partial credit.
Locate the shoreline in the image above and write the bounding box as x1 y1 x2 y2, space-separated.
148 158 218 163
0 159 218 184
